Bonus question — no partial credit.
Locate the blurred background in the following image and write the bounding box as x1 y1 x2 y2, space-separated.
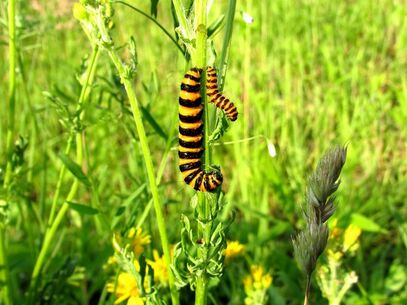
0 0 406 304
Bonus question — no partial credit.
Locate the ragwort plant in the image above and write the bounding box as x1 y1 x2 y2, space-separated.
293 145 347 305
75 1 239 305
170 1 239 305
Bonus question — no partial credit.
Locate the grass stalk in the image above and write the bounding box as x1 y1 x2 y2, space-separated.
0 0 17 304
4 0 17 191
106 49 179 305
304 274 311 305
29 46 100 292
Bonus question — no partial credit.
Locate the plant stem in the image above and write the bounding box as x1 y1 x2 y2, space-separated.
304 274 311 305
4 0 16 191
0 1 17 304
29 46 100 292
218 0 237 90
115 1 184 55
106 50 179 305
211 0 236 125
48 46 100 225
194 1 211 305
171 0 192 37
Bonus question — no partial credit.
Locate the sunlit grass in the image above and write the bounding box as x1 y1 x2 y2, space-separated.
0 0 406 304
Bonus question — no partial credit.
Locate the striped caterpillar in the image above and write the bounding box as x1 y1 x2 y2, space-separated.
206 66 238 121
178 67 238 191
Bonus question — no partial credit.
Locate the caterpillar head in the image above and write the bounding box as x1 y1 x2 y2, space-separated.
212 170 223 185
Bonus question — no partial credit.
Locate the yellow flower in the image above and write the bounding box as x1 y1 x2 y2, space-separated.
327 249 343 262
103 255 118 272
243 265 272 292
128 228 151 256
146 250 168 286
343 224 361 253
106 272 144 305
224 240 245 262
243 265 272 305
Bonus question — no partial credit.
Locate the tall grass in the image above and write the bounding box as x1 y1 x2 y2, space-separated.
0 0 406 304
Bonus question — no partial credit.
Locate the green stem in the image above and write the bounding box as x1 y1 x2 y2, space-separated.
218 0 237 90
0 230 12 305
4 0 16 191
194 2 212 305
211 0 237 126
47 46 100 225
106 50 179 305
0 1 17 304
114 1 184 55
171 0 194 55
29 46 100 293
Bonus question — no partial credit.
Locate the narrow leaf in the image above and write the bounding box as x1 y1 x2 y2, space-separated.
59 153 91 187
141 106 168 139
150 0 159 18
208 14 225 38
68 202 99 215
351 213 387 233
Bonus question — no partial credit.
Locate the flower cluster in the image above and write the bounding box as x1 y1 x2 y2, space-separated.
243 265 272 305
105 227 169 305
317 222 361 304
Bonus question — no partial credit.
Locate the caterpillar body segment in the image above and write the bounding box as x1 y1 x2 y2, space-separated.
206 66 238 121
178 68 223 192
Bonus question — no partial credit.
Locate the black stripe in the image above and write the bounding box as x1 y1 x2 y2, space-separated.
194 171 204 190
184 169 201 184
179 138 203 148
184 73 201 82
190 67 203 73
206 84 217 89
224 102 235 111
203 175 211 191
179 110 203 123
179 97 201 107
179 161 201 172
178 150 203 159
212 93 222 101
179 125 203 136
206 79 217 84
181 83 200 92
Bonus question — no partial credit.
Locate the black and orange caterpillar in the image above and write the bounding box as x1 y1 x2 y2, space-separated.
178 68 223 192
206 66 238 121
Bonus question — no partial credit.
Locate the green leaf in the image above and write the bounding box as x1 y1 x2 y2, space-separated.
208 112 229 143
150 0 159 18
350 213 387 233
207 14 225 38
140 106 168 139
59 153 91 187
68 202 99 215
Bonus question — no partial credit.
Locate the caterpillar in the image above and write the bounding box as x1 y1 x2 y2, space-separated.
178 68 223 192
206 66 238 121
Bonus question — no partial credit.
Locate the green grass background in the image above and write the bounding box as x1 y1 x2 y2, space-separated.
1 0 406 304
